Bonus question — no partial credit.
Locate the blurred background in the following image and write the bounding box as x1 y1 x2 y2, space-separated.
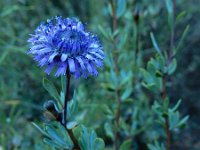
0 0 200 150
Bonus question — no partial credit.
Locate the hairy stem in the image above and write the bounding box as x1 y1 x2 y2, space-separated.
63 69 80 150
111 1 121 150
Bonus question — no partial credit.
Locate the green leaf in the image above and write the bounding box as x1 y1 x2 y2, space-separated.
148 141 165 150
43 138 63 149
165 0 173 14
117 0 126 18
67 121 78 130
104 122 114 140
119 139 132 150
176 11 186 23
113 29 120 38
100 83 115 91
0 50 9 64
94 138 105 150
141 82 156 90
79 126 105 150
67 91 78 119
155 70 163 77
167 59 177 75
43 78 62 107
118 33 128 50
140 68 155 85
165 0 174 31
175 25 190 54
108 2 113 17
61 75 66 94
172 99 182 111
79 126 90 150
121 84 132 101
119 71 132 87
98 25 109 40
110 69 118 87
57 123 73 148
150 32 161 54
31 122 49 137
102 105 113 116
177 115 189 128
0 5 19 17
169 112 179 130
73 125 82 140
90 130 97 150
45 126 67 147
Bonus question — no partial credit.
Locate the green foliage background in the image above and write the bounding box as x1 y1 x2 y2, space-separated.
0 0 200 150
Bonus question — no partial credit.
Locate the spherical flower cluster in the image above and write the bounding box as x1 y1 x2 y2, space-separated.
28 16 104 78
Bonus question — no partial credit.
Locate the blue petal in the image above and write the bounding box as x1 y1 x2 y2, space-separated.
76 57 87 78
49 52 58 62
61 54 68 62
55 63 67 76
68 58 75 73
93 58 103 67
39 57 48 66
36 48 51 55
30 44 44 51
45 64 54 75
77 22 84 31
89 52 104 59
74 60 81 78
86 62 98 76
28 17 104 78
76 57 86 70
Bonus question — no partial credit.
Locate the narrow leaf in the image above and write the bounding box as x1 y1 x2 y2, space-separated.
43 138 63 149
175 25 190 54
116 0 126 18
31 122 49 137
172 99 182 111
46 126 66 146
150 32 161 54
168 59 177 75
43 78 62 107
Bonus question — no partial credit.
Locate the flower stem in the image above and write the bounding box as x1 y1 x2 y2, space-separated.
64 68 71 126
63 69 80 150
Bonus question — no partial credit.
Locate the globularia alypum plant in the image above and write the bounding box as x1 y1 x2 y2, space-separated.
28 16 105 150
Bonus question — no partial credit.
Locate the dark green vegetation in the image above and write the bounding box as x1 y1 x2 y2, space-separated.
0 0 200 150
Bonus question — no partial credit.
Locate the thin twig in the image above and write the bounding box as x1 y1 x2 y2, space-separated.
161 76 171 150
163 1 176 150
134 9 140 65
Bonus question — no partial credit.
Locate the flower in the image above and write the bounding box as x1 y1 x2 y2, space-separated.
28 16 104 78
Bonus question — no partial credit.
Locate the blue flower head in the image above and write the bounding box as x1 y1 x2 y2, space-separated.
28 16 104 78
